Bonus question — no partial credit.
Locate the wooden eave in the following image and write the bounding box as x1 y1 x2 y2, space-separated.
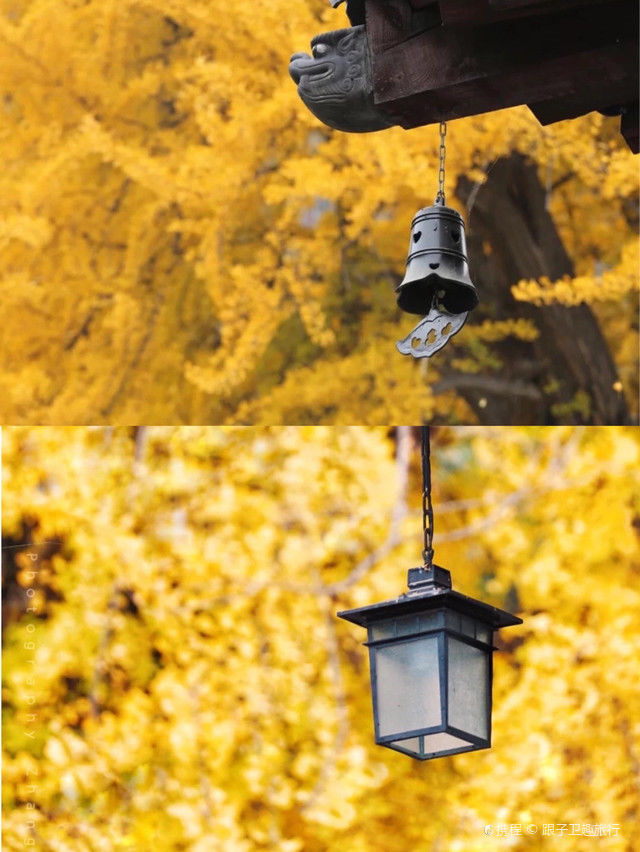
338 0 639 151
413 0 611 26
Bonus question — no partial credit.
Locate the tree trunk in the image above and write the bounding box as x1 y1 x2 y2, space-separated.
438 152 630 424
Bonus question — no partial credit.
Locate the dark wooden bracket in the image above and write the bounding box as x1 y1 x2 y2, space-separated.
364 0 638 152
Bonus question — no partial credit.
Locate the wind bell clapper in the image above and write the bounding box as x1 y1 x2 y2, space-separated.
395 123 479 359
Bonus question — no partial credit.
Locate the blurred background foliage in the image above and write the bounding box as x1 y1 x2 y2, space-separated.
0 0 637 424
2 425 639 850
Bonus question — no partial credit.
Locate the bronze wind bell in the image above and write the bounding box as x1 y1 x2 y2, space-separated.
396 123 478 359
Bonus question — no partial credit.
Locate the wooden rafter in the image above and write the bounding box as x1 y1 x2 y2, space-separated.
360 0 638 151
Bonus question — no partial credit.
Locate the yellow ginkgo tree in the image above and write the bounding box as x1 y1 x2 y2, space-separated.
2 425 639 850
0 1 637 424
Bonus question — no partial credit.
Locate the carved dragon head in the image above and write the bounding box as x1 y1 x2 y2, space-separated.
289 26 394 133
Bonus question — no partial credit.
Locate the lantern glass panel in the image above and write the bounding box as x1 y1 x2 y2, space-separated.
370 620 396 640
420 611 444 631
447 636 490 739
374 635 441 737
460 615 476 637
475 624 492 644
388 737 422 757
445 610 477 639
422 732 470 754
370 611 443 641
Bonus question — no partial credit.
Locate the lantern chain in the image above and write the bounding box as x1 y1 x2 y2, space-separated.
421 426 435 567
436 120 447 204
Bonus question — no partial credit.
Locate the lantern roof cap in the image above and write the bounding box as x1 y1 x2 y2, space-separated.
337 565 522 630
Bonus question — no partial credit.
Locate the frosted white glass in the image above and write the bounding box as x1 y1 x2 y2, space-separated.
419 611 445 631
446 611 476 639
446 611 461 632
475 624 492 644
388 737 422 757
370 619 396 640
370 612 443 641
421 732 470 755
447 637 489 738
374 636 441 737
460 615 475 638
395 615 419 637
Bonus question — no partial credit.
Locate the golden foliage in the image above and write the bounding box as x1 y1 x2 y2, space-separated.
0 1 637 422
2 426 640 849
512 240 639 306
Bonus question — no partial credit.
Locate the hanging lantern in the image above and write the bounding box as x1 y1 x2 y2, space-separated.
337 429 522 761
396 123 479 359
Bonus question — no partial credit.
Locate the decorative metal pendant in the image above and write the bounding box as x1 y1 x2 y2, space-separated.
396 304 468 358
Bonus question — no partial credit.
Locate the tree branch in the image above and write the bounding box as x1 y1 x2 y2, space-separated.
433 374 543 401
